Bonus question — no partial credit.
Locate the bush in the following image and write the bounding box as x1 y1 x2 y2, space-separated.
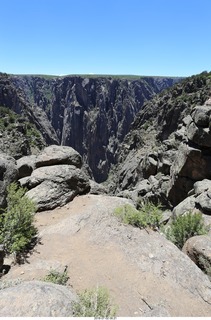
72 286 118 317
114 200 163 230
0 183 37 260
164 212 208 249
43 267 69 285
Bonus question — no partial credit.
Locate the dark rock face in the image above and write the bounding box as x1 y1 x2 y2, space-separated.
0 244 5 271
2 74 179 182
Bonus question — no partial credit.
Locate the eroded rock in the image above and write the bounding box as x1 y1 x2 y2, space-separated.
0 280 77 317
183 235 211 267
24 165 90 211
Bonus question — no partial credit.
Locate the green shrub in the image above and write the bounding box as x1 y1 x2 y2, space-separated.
0 183 37 261
114 200 163 230
72 286 118 317
43 267 69 285
164 212 208 249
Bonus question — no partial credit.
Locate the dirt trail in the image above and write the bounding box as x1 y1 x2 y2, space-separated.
3 195 211 317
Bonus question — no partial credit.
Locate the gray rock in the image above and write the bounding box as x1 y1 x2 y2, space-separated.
187 121 211 148
89 180 108 195
196 191 211 213
172 195 196 217
157 150 175 175
35 145 82 169
0 280 77 317
168 143 211 205
0 153 17 209
136 179 151 197
142 155 157 178
194 179 211 195
182 115 193 126
183 235 211 266
25 165 90 211
17 155 37 178
192 105 211 127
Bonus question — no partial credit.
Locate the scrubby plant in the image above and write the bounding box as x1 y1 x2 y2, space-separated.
72 286 118 317
164 212 208 250
0 183 37 261
114 200 163 230
43 266 69 285
198 255 211 281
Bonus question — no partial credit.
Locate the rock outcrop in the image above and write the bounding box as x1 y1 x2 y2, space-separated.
183 235 211 265
18 145 90 211
114 72 211 214
23 165 90 211
0 280 77 317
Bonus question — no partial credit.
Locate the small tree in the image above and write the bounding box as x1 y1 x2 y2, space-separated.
0 183 37 261
164 212 208 249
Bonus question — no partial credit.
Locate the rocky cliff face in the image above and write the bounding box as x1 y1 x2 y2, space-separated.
113 72 211 208
0 73 180 182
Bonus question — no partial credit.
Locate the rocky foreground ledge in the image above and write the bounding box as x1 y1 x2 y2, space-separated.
0 144 211 316
1 194 211 316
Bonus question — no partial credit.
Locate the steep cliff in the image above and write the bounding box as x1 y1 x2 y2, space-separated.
113 71 211 207
2 74 180 181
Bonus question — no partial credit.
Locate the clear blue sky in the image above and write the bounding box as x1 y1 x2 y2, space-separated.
0 0 210 77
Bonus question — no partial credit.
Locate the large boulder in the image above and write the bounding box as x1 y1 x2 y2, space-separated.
192 105 211 128
22 165 90 211
89 179 108 195
0 280 77 317
183 235 211 268
35 145 82 168
187 121 211 148
172 195 196 217
196 191 211 214
0 153 17 209
194 179 211 195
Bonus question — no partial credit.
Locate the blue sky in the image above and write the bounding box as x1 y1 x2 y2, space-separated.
0 0 210 77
